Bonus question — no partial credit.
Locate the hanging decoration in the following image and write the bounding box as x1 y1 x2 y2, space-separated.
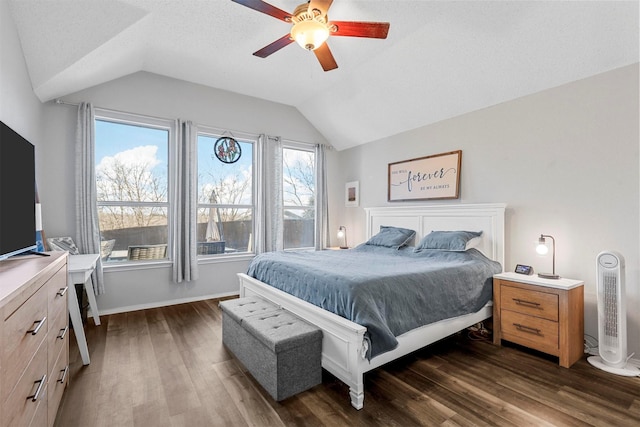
213 135 242 164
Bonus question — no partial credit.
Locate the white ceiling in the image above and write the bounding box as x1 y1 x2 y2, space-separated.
7 0 639 151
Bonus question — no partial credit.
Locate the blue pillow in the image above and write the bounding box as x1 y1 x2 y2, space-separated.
415 230 482 252
365 226 416 249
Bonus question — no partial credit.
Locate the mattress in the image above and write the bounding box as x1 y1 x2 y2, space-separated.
247 244 502 358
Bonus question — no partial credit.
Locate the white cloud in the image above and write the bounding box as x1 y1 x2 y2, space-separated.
97 145 161 173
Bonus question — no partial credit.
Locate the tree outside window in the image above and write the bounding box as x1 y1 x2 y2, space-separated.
283 146 315 249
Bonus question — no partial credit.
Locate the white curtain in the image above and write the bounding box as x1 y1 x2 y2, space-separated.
314 143 329 250
173 120 198 283
257 135 283 253
75 102 105 294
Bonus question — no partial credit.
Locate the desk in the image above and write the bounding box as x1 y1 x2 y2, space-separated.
68 253 100 365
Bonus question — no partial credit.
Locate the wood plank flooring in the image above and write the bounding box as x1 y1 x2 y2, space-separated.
55 299 640 427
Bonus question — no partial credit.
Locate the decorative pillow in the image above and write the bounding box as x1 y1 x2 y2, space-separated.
415 230 483 252
365 226 416 249
47 237 80 255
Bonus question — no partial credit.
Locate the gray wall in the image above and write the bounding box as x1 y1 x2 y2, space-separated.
327 64 640 356
0 0 44 152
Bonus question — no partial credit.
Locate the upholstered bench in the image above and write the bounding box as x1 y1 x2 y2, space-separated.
219 296 323 401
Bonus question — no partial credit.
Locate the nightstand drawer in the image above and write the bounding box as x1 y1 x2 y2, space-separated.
501 284 558 321
502 310 559 354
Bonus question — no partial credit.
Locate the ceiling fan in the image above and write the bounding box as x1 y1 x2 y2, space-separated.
231 0 390 71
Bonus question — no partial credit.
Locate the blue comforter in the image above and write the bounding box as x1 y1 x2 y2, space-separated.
247 245 501 358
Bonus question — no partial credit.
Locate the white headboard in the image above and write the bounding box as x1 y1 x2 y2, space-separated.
364 203 506 269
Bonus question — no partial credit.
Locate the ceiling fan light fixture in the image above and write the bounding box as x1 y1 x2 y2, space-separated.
290 5 329 51
232 0 390 71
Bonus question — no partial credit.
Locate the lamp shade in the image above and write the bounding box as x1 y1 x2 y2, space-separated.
290 19 329 50
536 237 549 255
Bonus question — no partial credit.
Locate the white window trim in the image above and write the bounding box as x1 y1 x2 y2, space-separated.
94 109 177 266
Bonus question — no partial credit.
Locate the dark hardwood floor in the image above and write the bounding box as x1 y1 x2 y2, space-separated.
55 299 640 426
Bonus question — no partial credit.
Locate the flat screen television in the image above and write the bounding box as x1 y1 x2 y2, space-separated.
0 120 37 261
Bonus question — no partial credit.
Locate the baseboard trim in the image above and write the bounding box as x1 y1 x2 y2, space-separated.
90 291 240 317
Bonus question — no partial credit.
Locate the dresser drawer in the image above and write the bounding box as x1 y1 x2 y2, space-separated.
47 309 68 376
501 310 559 355
2 283 48 401
48 343 69 427
29 388 48 427
47 266 68 328
3 340 48 427
501 284 558 321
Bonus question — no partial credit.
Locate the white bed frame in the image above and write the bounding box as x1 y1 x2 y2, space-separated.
238 203 506 409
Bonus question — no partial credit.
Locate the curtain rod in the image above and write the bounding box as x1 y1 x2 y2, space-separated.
53 99 334 149
55 99 80 106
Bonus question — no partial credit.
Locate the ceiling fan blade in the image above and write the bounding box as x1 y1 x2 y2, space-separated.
308 0 333 16
253 34 294 58
231 0 292 22
330 21 390 39
314 43 338 72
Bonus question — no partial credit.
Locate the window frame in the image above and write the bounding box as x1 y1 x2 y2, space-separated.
94 109 177 265
282 140 317 251
196 126 260 258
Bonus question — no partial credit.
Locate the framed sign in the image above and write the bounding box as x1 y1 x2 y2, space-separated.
345 181 359 207
388 150 461 201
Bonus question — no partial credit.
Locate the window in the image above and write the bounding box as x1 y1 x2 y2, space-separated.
283 144 316 249
94 112 174 262
93 112 315 263
197 130 256 256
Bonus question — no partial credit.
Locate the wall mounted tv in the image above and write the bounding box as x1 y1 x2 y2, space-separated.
0 120 37 261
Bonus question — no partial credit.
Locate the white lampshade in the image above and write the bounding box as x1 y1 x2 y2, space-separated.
290 19 329 51
536 241 549 255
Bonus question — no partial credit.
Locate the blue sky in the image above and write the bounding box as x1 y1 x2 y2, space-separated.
95 120 169 167
95 120 253 180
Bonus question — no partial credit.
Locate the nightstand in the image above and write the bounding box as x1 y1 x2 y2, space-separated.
493 272 584 368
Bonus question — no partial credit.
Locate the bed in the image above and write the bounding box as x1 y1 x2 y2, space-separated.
238 203 506 409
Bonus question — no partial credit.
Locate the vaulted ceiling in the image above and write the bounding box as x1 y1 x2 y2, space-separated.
7 0 638 150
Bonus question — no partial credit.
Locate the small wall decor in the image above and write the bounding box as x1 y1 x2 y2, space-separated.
345 181 359 207
388 150 461 201
213 136 242 164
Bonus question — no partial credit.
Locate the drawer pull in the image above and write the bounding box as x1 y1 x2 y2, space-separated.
57 286 69 297
27 374 47 402
513 298 541 307
58 325 69 340
513 323 542 335
27 317 47 335
58 366 69 384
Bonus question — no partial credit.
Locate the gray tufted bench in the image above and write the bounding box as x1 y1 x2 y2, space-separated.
219 296 322 401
